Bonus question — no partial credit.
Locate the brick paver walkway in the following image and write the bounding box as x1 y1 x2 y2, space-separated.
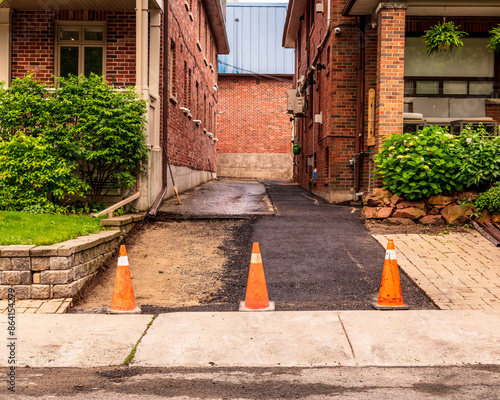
0 298 72 314
373 231 500 310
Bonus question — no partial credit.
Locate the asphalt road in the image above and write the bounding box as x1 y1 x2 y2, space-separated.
4 365 499 399
249 182 434 310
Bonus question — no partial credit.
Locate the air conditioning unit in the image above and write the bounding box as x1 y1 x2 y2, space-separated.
294 96 306 116
287 89 306 116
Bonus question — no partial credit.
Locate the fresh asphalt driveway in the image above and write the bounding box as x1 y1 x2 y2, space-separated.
251 181 434 310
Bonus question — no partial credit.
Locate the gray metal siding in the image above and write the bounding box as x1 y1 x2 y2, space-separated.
218 3 295 74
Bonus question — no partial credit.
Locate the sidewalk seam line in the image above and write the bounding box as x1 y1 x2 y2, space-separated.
123 315 157 365
337 313 356 360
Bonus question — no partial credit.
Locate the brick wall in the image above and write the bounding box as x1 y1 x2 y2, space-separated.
292 1 361 202
217 75 293 154
9 4 221 177
11 10 136 87
166 0 219 172
11 11 56 82
375 6 406 149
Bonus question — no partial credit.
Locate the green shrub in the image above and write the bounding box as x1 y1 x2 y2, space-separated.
374 126 462 200
51 74 148 203
0 133 88 211
474 184 500 214
0 74 148 209
455 126 500 190
0 74 53 140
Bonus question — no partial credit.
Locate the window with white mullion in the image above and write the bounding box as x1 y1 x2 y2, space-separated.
56 24 106 78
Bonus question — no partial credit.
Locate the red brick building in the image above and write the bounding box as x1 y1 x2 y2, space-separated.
283 0 500 203
217 2 294 180
0 0 229 209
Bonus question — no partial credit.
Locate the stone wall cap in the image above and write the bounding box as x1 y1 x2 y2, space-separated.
100 214 136 227
30 245 63 257
1 245 36 257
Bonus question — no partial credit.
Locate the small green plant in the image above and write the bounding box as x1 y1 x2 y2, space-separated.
487 24 500 53
374 126 462 200
474 184 500 214
422 21 468 55
455 125 500 190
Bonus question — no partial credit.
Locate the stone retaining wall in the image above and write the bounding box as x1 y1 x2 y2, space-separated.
0 213 144 299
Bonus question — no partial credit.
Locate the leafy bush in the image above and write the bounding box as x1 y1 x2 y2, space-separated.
374 126 462 200
0 133 88 211
0 74 148 209
0 74 53 140
52 74 148 202
455 126 500 190
474 184 500 214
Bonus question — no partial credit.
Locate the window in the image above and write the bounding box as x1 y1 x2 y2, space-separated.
169 40 176 97
404 37 495 97
184 62 188 105
195 81 199 119
197 0 202 44
188 68 192 109
204 19 208 57
56 24 105 78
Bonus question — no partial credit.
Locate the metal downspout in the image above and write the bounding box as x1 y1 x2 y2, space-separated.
354 16 364 193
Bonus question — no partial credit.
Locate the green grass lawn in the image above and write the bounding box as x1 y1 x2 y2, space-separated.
0 211 105 246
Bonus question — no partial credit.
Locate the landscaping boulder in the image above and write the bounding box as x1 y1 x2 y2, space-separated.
390 193 403 206
396 200 426 211
440 203 473 225
419 215 445 225
361 206 394 219
385 217 415 225
427 195 455 208
392 207 426 220
475 209 491 223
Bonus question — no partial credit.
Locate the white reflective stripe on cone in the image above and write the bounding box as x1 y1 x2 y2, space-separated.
117 256 129 266
250 253 262 264
385 250 397 260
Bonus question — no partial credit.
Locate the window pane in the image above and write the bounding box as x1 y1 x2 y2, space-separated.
404 81 415 96
84 47 103 76
60 28 79 41
470 81 493 96
443 81 468 95
416 81 439 95
60 47 79 78
405 37 494 78
85 28 104 41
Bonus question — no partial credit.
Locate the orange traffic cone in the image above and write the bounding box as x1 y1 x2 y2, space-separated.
108 245 141 314
372 239 410 310
239 242 275 311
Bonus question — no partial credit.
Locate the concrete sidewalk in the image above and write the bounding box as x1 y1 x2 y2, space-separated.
1 311 499 368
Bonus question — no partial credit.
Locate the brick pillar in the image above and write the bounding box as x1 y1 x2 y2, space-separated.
375 2 406 151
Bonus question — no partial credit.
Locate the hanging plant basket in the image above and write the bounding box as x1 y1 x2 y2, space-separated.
487 24 500 53
421 21 468 55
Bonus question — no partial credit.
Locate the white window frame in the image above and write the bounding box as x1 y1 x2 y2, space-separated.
55 22 107 78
